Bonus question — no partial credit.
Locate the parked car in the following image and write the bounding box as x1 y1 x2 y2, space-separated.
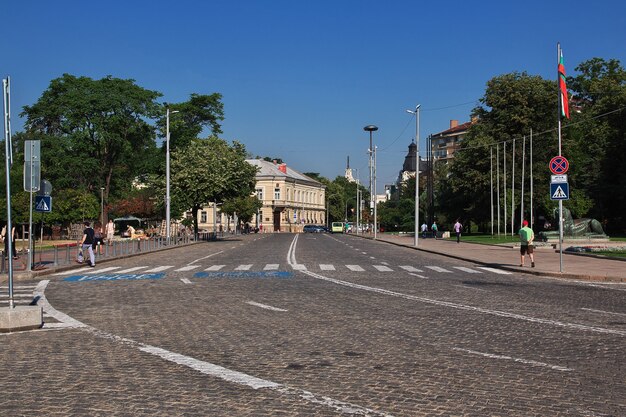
303 224 325 233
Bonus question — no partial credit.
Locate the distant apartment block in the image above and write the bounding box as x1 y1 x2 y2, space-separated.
430 119 474 164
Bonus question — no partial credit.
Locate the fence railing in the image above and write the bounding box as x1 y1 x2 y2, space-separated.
1 232 217 274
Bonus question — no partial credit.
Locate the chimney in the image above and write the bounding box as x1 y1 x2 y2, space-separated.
450 120 459 129
278 163 287 174
272 159 277 165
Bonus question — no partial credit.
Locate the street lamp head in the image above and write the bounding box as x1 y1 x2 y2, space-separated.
363 125 378 132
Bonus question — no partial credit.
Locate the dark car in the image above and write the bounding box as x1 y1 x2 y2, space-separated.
303 225 325 233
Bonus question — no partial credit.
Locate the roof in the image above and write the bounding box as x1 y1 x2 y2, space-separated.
432 121 473 137
246 159 324 186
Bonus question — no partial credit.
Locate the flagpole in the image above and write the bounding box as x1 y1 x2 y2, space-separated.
511 137 515 235
497 144 500 236
557 42 564 273
503 141 507 236
521 135 525 228
530 129 533 229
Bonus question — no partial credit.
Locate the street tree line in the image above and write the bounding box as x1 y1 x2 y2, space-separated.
0 74 258 236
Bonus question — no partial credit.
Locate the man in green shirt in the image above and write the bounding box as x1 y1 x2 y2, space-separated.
519 220 535 267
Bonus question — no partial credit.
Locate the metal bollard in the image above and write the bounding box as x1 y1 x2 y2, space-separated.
66 244 70 265
53 245 58 266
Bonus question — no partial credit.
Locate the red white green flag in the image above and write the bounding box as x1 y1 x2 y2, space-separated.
558 48 570 119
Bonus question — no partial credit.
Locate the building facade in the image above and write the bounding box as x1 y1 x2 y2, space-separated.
429 119 473 164
193 159 326 233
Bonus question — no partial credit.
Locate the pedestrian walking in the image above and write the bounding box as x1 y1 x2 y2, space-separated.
519 220 535 267
453 219 463 243
431 221 438 239
1 224 17 259
93 221 104 255
421 222 428 238
105 219 115 245
80 221 96 267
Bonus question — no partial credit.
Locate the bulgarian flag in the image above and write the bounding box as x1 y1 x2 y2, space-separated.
558 47 570 119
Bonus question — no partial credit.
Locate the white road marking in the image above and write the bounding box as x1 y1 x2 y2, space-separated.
189 250 224 265
319 264 335 271
0 293 34 298
52 266 92 276
143 265 174 273
206 265 225 271
0 285 37 289
425 266 451 273
115 266 149 274
453 347 573 372
286 235 626 337
373 265 393 272
263 264 279 270
175 265 200 272
477 267 512 275
291 264 307 270
346 265 365 272
235 264 253 271
246 301 288 312
380 261 390 265
453 266 482 274
399 266 423 273
361 252 367 254
581 308 626 317
83 266 121 275
180 278 192 284
408 273 429 279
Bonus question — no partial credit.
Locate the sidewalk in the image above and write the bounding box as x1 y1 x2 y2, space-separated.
364 234 626 283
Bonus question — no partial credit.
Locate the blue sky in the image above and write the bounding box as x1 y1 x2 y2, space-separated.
2 0 625 190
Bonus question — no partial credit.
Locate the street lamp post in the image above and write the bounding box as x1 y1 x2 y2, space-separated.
100 187 105 225
165 108 179 243
406 105 421 247
363 125 378 239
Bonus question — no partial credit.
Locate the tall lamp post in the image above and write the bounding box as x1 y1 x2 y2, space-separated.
363 125 378 239
165 108 179 243
406 105 421 247
100 187 105 225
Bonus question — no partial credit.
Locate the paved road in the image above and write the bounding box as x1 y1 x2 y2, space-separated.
2 233 625 416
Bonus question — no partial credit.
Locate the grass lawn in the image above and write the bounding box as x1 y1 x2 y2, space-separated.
594 251 626 258
445 234 519 245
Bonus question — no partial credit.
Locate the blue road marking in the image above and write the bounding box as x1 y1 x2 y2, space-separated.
193 271 293 279
64 273 166 282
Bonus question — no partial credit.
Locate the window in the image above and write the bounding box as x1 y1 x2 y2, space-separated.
274 187 281 200
256 188 264 200
201 211 207 223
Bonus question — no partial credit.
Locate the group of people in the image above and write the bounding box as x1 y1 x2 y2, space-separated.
78 220 116 267
420 220 463 242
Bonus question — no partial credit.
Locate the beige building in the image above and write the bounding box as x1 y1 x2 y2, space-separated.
430 119 474 164
194 159 326 233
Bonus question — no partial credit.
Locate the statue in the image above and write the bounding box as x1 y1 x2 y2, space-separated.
538 207 607 241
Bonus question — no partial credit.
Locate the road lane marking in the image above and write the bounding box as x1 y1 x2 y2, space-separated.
287 235 626 337
346 265 365 272
408 273 429 279
206 265 225 271
319 264 335 271
425 266 451 273
180 278 192 284
144 266 174 272
581 308 626 317
477 267 511 275
400 266 423 273
175 265 200 272
453 347 573 372
235 264 253 271
453 267 482 274
33 278 392 417
189 250 224 264
373 265 393 272
263 264 279 270
246 301 288 312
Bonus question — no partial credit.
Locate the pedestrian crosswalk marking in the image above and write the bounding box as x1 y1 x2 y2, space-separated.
144 266 174 273
477 267 512 275
346 265 365 272
453 267 482 274
263 264 279 270
425 266 452 273
373 265 393 272
399 266 423 273
116 266 149 274
235 264 253 271
175 265 200 272
408 272 429 279
84 266 121 275
53 267 92 276
206 265 225 271
319 264 335 271
291 264 307 270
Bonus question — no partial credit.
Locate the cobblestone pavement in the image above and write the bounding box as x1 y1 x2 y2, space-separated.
1 233 625 416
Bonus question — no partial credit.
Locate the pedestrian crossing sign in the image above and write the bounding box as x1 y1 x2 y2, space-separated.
550 182 569 200
35 195 52 212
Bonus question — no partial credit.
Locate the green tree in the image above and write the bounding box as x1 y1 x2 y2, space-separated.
165 137 258 236
221 196 263 230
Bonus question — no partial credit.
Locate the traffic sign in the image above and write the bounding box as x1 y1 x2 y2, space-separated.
549 156 569 175
34 195 52 212
551 174 568 183
550 183 569 200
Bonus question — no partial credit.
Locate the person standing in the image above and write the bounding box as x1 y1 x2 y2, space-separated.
93 221 104 255
2 224 17 259
431 221 438 239
80 221 96 267
105 219 115 245
453 219 463 243
519 220 535 267
421 222 428 238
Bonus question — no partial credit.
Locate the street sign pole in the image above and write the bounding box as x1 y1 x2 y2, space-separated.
24 140 41 271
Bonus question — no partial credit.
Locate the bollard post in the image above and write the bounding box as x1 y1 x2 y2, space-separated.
66 244 70 265
53 245 58 266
